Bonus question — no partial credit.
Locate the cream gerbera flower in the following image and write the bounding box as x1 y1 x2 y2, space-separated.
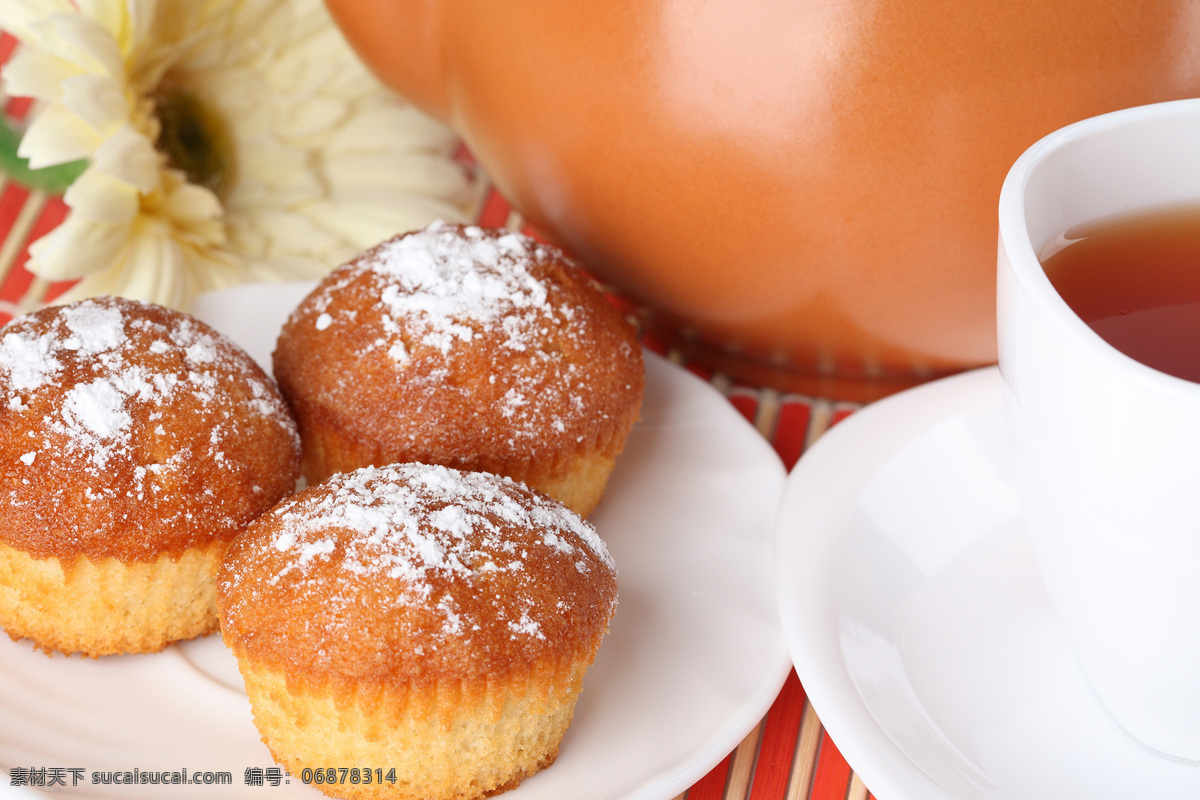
0 0 477 311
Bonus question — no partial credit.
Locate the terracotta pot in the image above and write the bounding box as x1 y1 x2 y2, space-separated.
323 0 1200 398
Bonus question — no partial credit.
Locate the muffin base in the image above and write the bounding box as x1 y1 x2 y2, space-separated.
532 452 617 518
296 415 619 517
233 648 593 800
0 541 227 657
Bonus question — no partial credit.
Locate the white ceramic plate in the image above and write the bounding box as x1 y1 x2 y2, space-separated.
0 283 790 799
776 366 1200 800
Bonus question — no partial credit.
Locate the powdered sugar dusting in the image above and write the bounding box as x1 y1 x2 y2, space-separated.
510 609 544 639
313 221 565 365
0 329 62 390
362 222 552 358
61 378 132 450
258 463 615 642
61 302 125 354
0 297 300 536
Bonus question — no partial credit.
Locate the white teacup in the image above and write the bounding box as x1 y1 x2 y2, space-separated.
998 98 1200 761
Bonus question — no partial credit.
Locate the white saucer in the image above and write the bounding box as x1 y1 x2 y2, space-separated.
776 367 1200 800
0 283 791 799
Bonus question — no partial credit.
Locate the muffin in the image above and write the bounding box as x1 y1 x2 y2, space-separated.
0 296 301 657
217 462 618 800
271 221 644 517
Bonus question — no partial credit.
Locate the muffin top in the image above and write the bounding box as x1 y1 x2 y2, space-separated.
0 296 300 561
217 463 618 683
271 222 644 467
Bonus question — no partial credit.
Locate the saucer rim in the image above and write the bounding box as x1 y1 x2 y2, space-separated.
776 367 997 800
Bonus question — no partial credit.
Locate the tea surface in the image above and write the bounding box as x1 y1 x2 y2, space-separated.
1040 205 1200 383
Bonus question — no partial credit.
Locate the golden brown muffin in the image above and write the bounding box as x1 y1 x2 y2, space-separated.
271 222 644 516
0 296 301 657
218 462 617 800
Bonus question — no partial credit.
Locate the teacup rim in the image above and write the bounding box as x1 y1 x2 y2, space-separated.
997 97 1200 396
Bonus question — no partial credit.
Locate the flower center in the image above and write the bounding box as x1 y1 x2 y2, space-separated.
151 84 236 199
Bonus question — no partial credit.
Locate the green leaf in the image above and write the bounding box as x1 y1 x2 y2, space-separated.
0 118 87 195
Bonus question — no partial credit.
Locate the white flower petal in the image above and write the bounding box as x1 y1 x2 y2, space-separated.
231 143 322 204
324 105 459 154
27 215 130 281
307 193 469 245
92 125 162 194
73 0 133 48
46 275 120 308
63 169 140 223
263 48 330 96
1 48 82 102
324 152 474 197
225 220 269 255
191 251 263 294
59 73 129 139
235 208 346 257
38 12 125 78
203 68 268 119
87 224 190 309
162 181 223 225
49 235 188 310
233 136 305 174
277 95 350 140
127 10 191 91
0 0 73 43
17 103 103 167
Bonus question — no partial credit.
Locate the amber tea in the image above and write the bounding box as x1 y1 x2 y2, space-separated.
1039 204 1200 383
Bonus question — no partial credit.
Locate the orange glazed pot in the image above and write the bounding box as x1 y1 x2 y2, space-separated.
323 0 1200 398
